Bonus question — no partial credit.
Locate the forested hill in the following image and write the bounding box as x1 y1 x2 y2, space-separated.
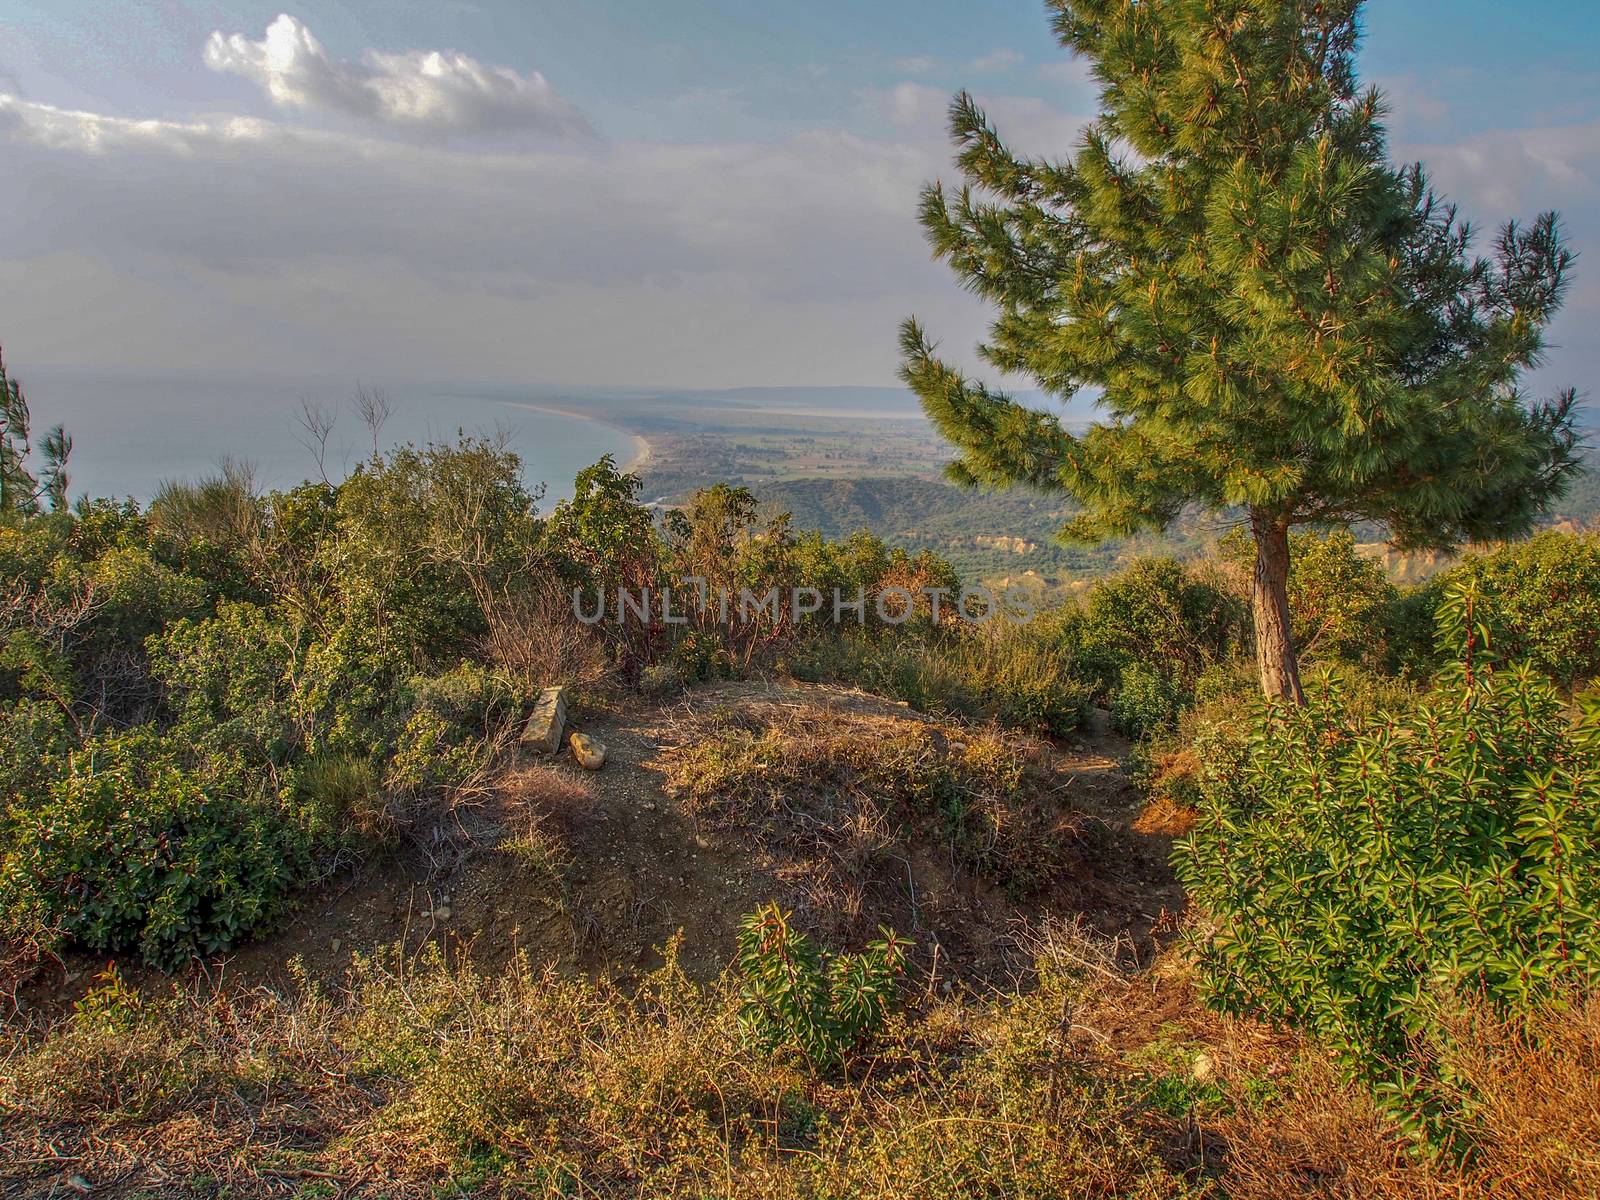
750 455 1600 584
752 476 1117 579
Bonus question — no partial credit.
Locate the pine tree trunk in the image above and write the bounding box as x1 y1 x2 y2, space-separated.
1249 509 1305 704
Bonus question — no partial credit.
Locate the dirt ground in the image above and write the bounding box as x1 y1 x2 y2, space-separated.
15 680 1186 1015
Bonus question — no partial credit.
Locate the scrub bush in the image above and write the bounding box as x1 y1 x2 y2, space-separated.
0 731 309 967
1432 530 1600 687
1178 582 1600 1145
736 903 906 1070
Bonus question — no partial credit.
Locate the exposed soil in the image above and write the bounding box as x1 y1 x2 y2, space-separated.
14 680 1185 1017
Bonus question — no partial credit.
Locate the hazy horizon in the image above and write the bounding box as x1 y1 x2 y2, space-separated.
17 363 642 504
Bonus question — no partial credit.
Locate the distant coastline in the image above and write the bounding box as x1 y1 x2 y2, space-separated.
20 366 644 504
503 401 653 475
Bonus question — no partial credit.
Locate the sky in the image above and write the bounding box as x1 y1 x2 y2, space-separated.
0 1 1596 403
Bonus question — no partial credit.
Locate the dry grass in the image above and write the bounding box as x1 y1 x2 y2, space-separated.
657 701 1084 908
481 581 610 696
495 764 590 888
1059 943 1600 1200
3 925 1598 1198
1209 992 1600 1200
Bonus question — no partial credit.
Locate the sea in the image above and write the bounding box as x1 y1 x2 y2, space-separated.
14 366 638 506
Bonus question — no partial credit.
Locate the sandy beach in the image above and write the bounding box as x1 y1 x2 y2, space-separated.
503 401 653 475
624 432 653 473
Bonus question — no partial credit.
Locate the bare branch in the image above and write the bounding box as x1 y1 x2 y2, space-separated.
352 383 394 461
292 393 339 484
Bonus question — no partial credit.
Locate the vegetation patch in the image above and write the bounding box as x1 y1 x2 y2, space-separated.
659 699 1083 898
1179 584 1600 1146
6 926 1597 1198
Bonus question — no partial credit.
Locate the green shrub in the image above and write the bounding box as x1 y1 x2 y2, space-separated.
87 544 210 645
0 731 310 967
669 628 735 682
1110 660 1186 739
384 663 514 797
0 699 70 800
148 601 301 765
286 753 389 848
1177 582 1600 1145
1220 528 1403 670
1279 530 1400 667
1069 557 1246 736
404 661 514 730
943 620 1090 734
638 661 689 696
385 709 491 796
1078 557 1246 692
1432 530 1600 687
736 903 906 1070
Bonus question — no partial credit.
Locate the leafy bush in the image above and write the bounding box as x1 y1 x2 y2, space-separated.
384 663 515 798
1110 659 1186 738
943 620 1091 734
736 903 906 1069
1178 583 1600 1144
386 710 491 797
87 544 210 645
1077 557 1246 691
0 699 70 800
0 731 309 967
148 601 301 765
286 753 389 848
1068 557 1246 735
1431 530 1600 687
1220 528 1403 670
638 660 689 696
1279 530 1400 667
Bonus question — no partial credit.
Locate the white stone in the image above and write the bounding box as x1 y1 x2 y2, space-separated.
521 686 568 754
570 730 607 770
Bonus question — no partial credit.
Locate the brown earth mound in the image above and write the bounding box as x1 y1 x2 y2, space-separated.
17 680 1184 1013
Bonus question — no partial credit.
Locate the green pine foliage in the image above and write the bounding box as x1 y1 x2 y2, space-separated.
735 903 907 1070
901 0 1579 698
0 348 71 516
1177 581 1600 1144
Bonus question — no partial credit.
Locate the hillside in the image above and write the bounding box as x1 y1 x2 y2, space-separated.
754 476 1098 577
10 678 1598 1199
6 424 1600 1197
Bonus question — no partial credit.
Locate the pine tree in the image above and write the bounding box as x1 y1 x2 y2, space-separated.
901 0 1579 700
0 348 71 516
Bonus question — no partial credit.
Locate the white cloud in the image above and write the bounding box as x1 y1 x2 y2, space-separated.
1034 57 1099 95
2 30 1586 407
966 49 1024 73
880 81 948 129
0 83 1008 385
0 93 287 155
202 13 590 138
